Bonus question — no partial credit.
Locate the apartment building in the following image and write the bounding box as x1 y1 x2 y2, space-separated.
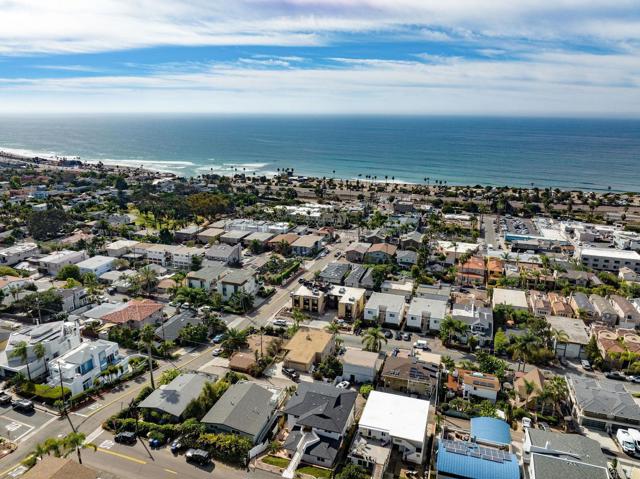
364 292 406 326
0 242 38 266
576 247 640 273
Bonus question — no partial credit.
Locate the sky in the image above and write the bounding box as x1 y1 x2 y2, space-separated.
0 0 639 115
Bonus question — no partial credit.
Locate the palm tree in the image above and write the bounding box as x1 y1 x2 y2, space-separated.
60 431 96 464
509 333 539 372
230 291 254 313
221 328 248 353
137 266 158 296
33 342 47 377
139 324 156 390
361 326 387 352
9 340 31 381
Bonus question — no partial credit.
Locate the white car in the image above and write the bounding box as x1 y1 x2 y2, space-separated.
273 319 289 327
336 381 350 389
211 348 222 356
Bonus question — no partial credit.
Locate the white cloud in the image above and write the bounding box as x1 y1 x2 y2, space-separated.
0 0 638 55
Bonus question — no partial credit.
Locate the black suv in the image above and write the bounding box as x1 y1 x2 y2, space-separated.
282 367 300 381
186 448 210 465
12 399 34 413
114 431 137 445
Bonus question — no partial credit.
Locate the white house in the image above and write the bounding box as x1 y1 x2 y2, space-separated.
76 255 115 276
0 321 81 379
170 246 205 269
349 391 430 476
47 339 126 396
205 243 242 265
105 239 139 257
407 297 448 332
364 292 406 326
39 250 87 276
0 242 39 266
341 348 380 384
217 269 257 301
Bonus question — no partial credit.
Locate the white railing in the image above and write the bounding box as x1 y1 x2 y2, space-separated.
282 431 320 479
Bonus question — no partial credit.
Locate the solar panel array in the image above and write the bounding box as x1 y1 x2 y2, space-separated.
441 439 512 464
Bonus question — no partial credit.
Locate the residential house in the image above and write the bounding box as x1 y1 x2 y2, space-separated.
291 235 324 256
228 334 282 374
197 227 225 244
154 311 199 342
364 292 406 326
570 292 597 320
610 295 640 329
340 348 381 384
39 250 87 276
58 286 90 312
523 429 608 479
548 292 574 317
20 456 102 479
319 262 351 285
76 255 115 276
364 243 397 264
242 231 275 248
590 294 619 325
456 256 486 286
593 326 640 366
138 373 210 421
220 230 251 245
513 367 546 409
567 375 640 431
0 275 32 304
201 381 283 445
344 265 368 288
105 239 139 257
618 266 638 282
283 328 335 372
0 242 38 265
174 225 204 242
205 243 241 265
268 233 299 253
492 288 529 311
170 246 205 269
217 269 257 301
470 417 512 449
186 262 227 291
46 339 124 396
448 369 500 403
102 299 164 329
381 279 414 300
396 250 418 268
435 439 519 479
399 231 424 250
486 258 504 283
0 321 81 379
406 297 448 332
529 290 552 316
283 382 357 469
546 316 589 359
451 301 494 346
381 355 439 397
415 282 452 300
349 392 429 477
345 242 372 263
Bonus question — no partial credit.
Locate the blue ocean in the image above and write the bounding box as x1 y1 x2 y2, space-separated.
0 115 638 191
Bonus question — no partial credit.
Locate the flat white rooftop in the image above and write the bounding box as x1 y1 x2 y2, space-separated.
580 247 640 260
359 391 429 444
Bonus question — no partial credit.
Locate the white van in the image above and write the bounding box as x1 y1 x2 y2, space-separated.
627 428 640 454
413 340 429 351
616 429 636 455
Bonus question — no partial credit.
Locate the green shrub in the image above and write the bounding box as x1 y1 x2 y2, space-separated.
359 384 374 398
18 383 70 403
196 433 252 465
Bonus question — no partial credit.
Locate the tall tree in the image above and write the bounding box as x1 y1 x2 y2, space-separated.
9 340 31 381
361 326 387 352
139 325 156 390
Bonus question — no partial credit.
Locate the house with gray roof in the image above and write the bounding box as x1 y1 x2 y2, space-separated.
567 375 640 431
138 373 210 420
154 311 199 342
523 428 608 479
201 382 283 444
283 382 357 468
319 262 351 285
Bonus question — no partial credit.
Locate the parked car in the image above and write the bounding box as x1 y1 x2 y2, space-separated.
336 381 350 389
394 331 403 340
0 392 12 406
149 436 165 448
606 371 627 381
413 340 430 351
212 334 225 344
186 448 210 465
629 375 640 384
170 437 186 453
382 329 393 339
12 399 34 413
282 367 300 381
272 319 289 327
211 348 222 356
402 332 412 341
581 360 592 371
114 431 137 445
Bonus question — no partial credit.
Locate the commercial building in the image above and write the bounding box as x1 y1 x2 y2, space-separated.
576 247 640 273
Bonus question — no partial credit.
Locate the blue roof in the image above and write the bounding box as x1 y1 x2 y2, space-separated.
471 417 512 446
436 440 520 479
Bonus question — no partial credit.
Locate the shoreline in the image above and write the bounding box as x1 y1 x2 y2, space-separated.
1 148 638 195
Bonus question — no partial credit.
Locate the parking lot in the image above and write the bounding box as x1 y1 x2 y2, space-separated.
0 403 55 443
498 215 538 236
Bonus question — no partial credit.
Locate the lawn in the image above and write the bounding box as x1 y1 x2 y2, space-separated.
262 455 290 468
297 465 331 478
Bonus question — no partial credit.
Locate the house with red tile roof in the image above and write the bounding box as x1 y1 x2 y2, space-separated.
102 299 164 329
